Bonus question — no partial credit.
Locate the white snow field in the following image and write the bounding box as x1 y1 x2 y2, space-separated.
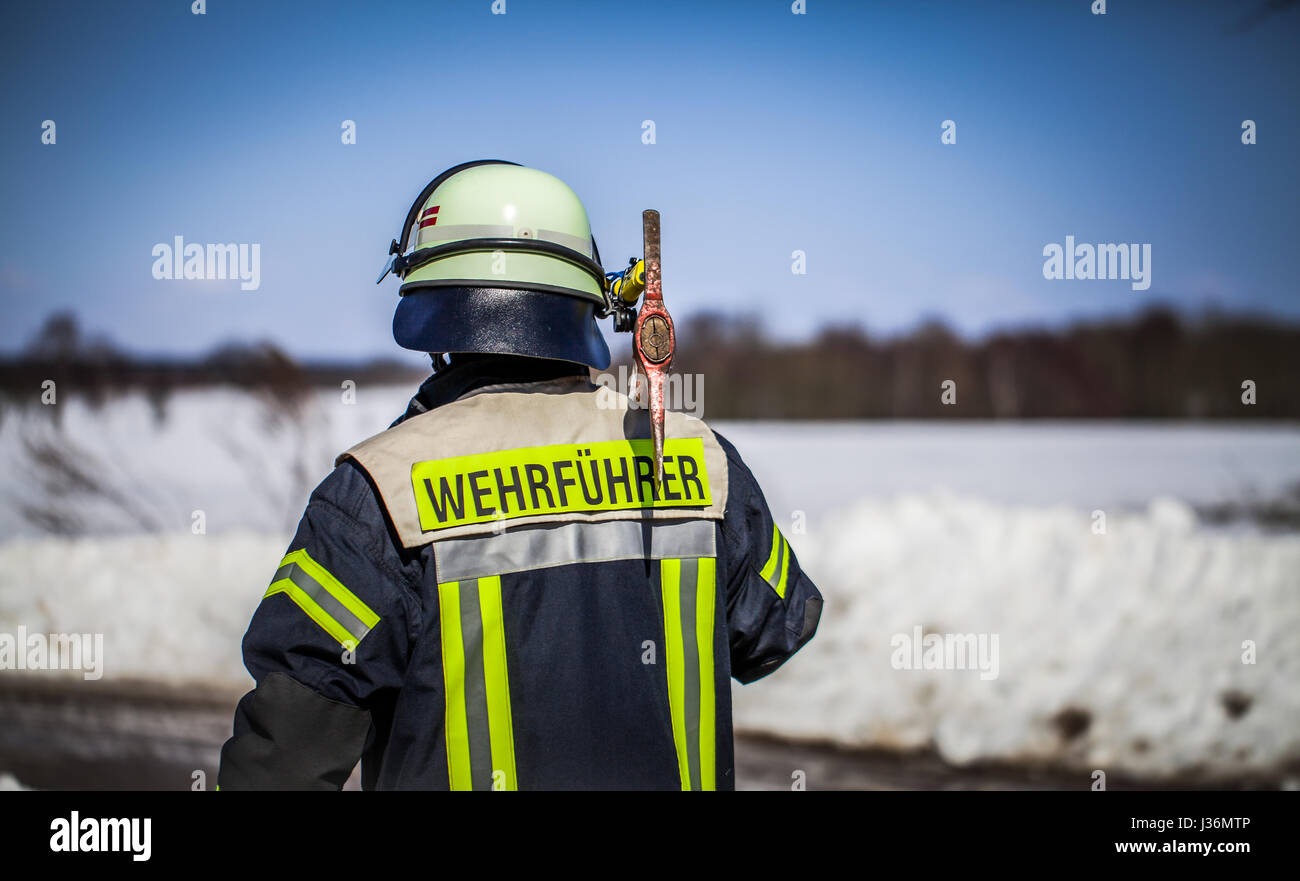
1 387 1298 780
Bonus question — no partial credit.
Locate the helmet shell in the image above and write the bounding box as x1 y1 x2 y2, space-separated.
399 164 603 303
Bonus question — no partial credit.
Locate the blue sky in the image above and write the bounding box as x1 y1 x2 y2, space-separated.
1 0 1297 362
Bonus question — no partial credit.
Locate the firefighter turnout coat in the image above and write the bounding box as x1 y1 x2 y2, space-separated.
218 356 822 790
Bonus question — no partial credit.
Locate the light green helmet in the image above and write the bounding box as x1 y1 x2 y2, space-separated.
381 160 612 368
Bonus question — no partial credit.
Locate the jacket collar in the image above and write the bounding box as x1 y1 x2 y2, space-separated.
392 354 590 427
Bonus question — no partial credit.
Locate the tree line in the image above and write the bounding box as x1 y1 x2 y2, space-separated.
3 307 1297 419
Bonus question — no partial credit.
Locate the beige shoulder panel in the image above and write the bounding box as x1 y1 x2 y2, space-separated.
337 379 730 548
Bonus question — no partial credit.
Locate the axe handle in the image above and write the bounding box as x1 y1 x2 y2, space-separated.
633 209 673 486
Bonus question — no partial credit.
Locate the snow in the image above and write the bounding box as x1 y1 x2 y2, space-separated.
1 387 1298 780
4 388 1298 537
713 420 1300 520
0 530 277 690
0 386 406 538
732 493 1300 780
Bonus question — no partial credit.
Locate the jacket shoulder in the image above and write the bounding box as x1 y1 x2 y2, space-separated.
336 381 731 549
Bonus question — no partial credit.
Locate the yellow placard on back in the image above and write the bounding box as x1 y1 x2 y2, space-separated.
411 437 711 531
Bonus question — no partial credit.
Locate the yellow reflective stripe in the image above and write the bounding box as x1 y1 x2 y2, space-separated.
759 523 781 583
478 575 518 791
438 582 474 791
695 556 717 791
263 579 354 648
285 549 381 632
439 576 518 791
659 558 691 791
660 556 718 791
757 525 791 599
774 537 791 600
264 549 380 648
411 436 712 531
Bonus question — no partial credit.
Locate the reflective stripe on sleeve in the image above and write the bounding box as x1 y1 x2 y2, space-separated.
265 549 380 648
758 524 791 600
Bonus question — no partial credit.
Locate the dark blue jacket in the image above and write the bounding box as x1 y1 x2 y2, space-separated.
219 355 822 790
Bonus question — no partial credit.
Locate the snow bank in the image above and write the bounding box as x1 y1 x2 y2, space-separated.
733 493 1300 780
0 530 282 690
2 493 1296 779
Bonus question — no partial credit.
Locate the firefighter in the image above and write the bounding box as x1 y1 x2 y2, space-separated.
218 160 822 790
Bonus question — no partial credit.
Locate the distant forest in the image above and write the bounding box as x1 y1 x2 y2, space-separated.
2 307 1297 419
665 307 1300 419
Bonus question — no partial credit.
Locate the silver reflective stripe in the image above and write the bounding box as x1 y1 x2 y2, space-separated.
456 579 495 791
536 228 592 256
417 224 515 246
434 518 716 583
272 562 372 644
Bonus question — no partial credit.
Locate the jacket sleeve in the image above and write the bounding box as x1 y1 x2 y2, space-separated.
218 461 423 790
714 432 823 684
